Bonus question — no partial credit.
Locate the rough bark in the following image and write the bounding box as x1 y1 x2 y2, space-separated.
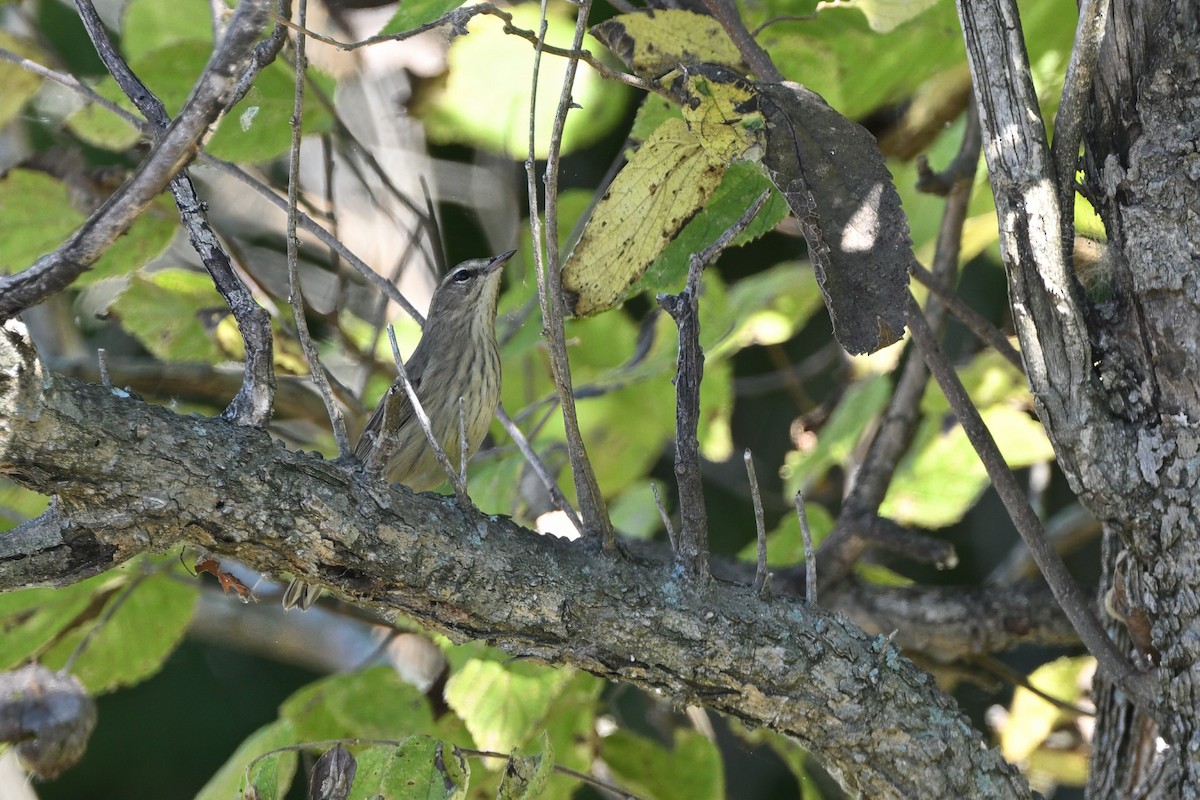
958 0 1200 794
1080 1 1200 796
0 321 1035 799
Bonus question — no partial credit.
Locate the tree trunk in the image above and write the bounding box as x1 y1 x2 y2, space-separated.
1080 1 1200 796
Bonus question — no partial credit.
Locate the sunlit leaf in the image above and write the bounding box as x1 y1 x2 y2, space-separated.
562 117 725 316
1000 656 1092 763
419 4 628 158
592 10 744 78
41 571 197 694
443 648 575 754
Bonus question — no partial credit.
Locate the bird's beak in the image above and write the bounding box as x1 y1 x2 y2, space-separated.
486 249 517 274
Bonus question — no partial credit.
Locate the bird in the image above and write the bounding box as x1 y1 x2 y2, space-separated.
283 249 515 610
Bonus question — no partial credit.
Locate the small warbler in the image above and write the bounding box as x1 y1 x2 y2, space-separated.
283 250 514 610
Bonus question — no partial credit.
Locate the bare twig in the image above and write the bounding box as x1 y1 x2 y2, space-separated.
1051 0 1109 215
658 193 769 580
458 396 469 491
745 450 770 598
527 0 615 550
915 105 983 196
495 403 583 533
72 0 277 427
285 0 350 455
659 259 709 579
277 4 661 95
96 349 111 390
904 295 1153 708
909 262 1023 370
386 327 469 505
700 0 784 82
795 492 816 605
650 482 676 551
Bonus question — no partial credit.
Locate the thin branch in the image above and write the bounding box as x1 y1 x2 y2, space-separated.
96 349 111 390
745 450 770 598
658 193 769 580
699 0 784 82
76 0 279 429
1051 0 1109 215
72 0 278 428
458 397 469 491
285 0 350 456
0 46 425 330
527 0 615 549
0 0 272 321
904 295 1154 710
494 403 583 534
659 257 709 580
386 327 469 505
795 492 816 606
650 482 676 551
909 262 1024 370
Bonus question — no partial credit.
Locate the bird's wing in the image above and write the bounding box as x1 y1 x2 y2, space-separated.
353 369 420 461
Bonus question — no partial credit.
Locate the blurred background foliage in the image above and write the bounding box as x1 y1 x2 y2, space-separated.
0 0 1096 796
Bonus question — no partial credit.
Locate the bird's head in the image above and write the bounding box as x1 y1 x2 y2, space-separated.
426 250 515 329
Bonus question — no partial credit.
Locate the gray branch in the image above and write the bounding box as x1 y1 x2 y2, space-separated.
0 321 1035 799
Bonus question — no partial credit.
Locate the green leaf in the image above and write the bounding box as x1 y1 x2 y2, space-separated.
497 731 554 800
84 195 178 285
419 4 629 159
601 728 724 800
349 740 470 800
443 648 575 755
633 163 788 300
109 269 226 363
42 570 198 694
121 0 213 61
736 502 834 566
68 42 331 162
195 719 298 800
880 406 1055 528
0 170 84 273
281 666 436 742
380 0 463 36
782 374 893 492
0 572 120 670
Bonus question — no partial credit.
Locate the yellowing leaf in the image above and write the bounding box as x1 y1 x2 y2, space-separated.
1000 656 1092 763
562 117 726 316
591 10 744 78
675 65 766 163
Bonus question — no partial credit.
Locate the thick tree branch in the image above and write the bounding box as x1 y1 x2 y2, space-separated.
0 321 1035 799
0 0 271 321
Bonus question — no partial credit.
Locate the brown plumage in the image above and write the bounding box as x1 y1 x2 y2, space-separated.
283 250 513 610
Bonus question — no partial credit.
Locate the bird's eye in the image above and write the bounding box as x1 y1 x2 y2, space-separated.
452 270 472 284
